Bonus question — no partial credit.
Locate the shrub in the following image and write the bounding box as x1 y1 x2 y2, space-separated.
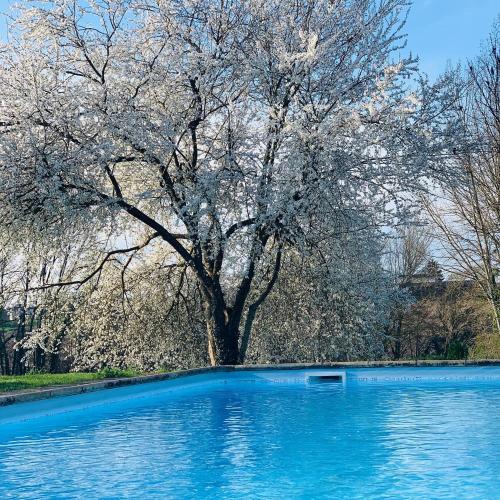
446 340 468 360
468 334 500 360
97 367 138 378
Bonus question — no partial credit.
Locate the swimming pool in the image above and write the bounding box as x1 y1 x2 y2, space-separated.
1 366 500 499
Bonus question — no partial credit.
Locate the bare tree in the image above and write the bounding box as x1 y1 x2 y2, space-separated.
385 225 432 359
425 24 500 334
387 225 432 283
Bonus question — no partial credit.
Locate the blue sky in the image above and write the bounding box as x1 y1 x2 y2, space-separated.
404 0 499 79
0 0 498 80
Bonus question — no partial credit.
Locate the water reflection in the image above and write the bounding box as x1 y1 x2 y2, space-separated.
0 382 499 499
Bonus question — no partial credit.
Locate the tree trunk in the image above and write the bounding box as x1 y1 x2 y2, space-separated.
206 317 239 365
202 291 239 366
240 304 258 364
239 246 282 363
393 317 403 360
34 346 45 372
0 333 10 375
12 307 26 375
200 236 275 365
490 284 500 335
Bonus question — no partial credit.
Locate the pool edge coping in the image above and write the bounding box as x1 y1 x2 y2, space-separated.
2 359 500 407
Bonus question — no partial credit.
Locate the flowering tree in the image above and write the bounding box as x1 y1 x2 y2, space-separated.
0 0 442 365
245 222 393 363
0 227 100 373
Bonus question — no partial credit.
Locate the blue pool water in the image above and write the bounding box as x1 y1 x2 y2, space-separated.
1 367 500 499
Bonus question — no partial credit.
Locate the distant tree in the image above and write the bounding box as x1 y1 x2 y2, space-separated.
385 225 432 359
0 228 105 374
421 259 444 283
402 281 489 359
0 244 17 374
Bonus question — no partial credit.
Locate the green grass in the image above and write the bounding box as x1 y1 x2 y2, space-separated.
0 369 139 393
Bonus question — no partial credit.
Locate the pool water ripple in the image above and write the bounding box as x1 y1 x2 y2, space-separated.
0 372 499 498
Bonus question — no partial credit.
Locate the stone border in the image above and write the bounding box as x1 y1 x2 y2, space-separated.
1 359 500 407
0 367 216 407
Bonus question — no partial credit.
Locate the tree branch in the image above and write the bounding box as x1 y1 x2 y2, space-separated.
31 233 161 290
